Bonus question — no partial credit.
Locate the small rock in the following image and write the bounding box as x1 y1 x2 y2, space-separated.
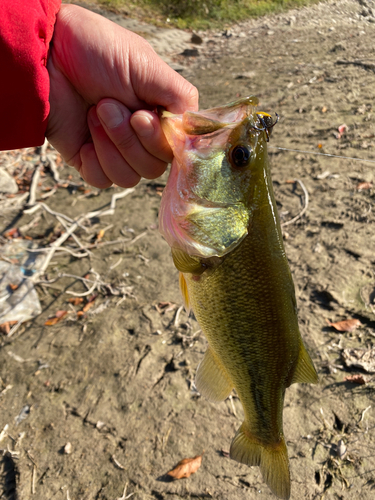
0 169 18 194
180 48 199 57
235 71 256 79
336 439 347 459
330 42 345 52
64 442 72 454
191 33 203 45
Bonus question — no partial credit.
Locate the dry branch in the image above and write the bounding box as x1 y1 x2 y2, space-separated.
281 179 309 227
24 188 135 282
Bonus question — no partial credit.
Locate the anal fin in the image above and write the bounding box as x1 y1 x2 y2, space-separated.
230 423 291 500
290 343 319 385
195 347 233 402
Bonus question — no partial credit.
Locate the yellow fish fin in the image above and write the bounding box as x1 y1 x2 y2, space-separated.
289 343 319 386
182 112 227 135
179 272 190 312
171 247 205 275
230 424 291 500
195 347 233 402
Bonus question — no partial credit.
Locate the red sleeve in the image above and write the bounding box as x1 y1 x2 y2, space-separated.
0 0 61 151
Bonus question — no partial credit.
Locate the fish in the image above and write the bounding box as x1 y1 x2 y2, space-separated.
158 96 318 499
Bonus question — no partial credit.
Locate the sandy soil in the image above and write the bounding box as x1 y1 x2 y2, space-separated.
1 1 375 499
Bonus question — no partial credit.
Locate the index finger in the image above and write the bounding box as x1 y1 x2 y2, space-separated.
128 45 199 114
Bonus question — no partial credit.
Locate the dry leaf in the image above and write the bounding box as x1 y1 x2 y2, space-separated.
87 294 98 304
44 317 60 326
68 297 84 306
0 321 18 335
82 301 95 313
326 318 362 332
337 123 348 139
321 106 327 113
167 454 203 479
344 374 366 385
356 182 373 191
4 228 20 239
96 229 105 241
45 310 68 326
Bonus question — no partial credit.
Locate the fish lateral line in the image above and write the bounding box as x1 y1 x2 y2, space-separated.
269 146 375 164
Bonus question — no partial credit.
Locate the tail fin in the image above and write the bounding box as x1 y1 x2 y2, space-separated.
230 423 291 500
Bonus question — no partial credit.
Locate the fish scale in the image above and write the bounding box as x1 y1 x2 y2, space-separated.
159 96 319 499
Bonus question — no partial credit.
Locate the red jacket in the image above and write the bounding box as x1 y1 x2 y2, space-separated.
0 0 61 150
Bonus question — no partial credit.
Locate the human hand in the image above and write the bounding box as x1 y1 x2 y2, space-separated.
46 4 198 188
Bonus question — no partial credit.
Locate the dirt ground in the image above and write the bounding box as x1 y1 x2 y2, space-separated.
1 0 375 499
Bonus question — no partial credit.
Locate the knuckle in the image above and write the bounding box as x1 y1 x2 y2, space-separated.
116 132 138 153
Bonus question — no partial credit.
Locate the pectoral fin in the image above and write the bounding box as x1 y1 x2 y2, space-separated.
171 247 205 275
195 347 233 402
289 343 319 386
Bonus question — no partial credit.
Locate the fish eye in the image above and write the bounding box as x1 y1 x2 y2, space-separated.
230 145 251 168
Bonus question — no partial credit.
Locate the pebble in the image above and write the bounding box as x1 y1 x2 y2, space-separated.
191 33 203 44
64 442 72 454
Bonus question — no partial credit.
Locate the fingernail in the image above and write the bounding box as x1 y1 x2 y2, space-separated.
131 113 155 138
97 103 124 129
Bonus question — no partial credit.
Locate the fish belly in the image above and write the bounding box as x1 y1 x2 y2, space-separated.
185 224 301 499
187 230 300 440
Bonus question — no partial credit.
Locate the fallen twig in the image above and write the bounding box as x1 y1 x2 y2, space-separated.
66 270 100 297
47 154 60 182
281 179 309 227
174 305 185 328
359 405 371 423
26 188 135 282
27 165 41 206
36 272 134 299
336 59 375 73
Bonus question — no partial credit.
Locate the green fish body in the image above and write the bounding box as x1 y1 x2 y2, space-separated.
159 97 318 499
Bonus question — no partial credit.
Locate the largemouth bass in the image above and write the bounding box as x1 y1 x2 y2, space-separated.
158 96 318 499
